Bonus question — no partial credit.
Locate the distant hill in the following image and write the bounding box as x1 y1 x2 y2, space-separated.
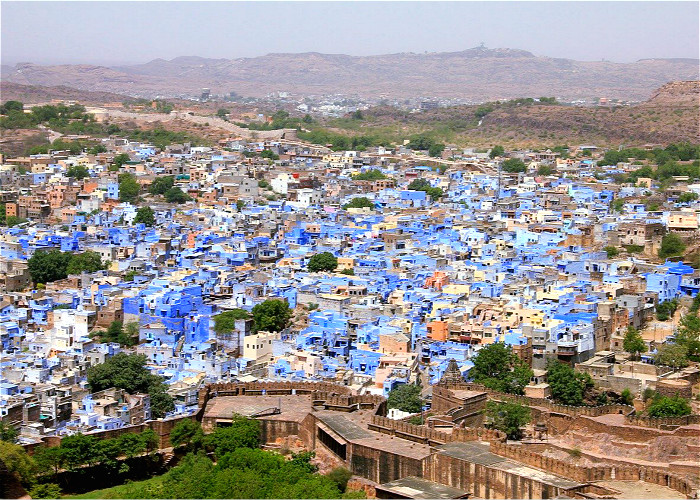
1 47 698 101
0 81 133 104
325 81 700 148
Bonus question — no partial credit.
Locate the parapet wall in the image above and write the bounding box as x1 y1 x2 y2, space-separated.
369 415 506 445
24 414 196 454
489 442 698 497
198 381 354 407
440 382 635 418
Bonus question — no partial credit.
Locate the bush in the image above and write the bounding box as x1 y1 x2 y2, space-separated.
604 246 619 258
647 395 691 417
659 233 686 259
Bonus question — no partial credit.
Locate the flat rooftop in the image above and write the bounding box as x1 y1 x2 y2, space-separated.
377 476 470 499
450 389 487 400
438 442 584 491
203 394 313 423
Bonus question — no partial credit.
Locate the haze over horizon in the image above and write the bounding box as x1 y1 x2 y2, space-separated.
2 1 698 67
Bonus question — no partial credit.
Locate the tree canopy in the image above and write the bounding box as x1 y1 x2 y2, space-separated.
353 169 386 181
134 206 156 226
407 178 444 201
655 343 689 370
118 173 140 203
343 197 375 210
647 394 691 417
27 250 105 284
386 383 423 413
659 233 686 259
66 251 106 275
470 343 533 395
164 187 191 203
307 252 338 273
87 353 174 418
67 165 90 180
213 309 251 335
501 158 527 173
149 176 175 195
546 360 594 406
489 145 505 159
251 299 292 333
485 401 531 440
622 326 647 360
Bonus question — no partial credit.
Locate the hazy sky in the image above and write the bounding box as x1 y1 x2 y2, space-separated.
2 1 698 66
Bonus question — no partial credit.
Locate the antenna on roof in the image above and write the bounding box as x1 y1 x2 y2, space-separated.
479 42 486 49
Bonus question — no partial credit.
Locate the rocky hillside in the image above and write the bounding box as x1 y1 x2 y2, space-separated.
0 82 133 104
2 48 698 101
329 81 700 147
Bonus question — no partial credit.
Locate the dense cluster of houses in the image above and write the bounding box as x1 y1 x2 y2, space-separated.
1 132 699 445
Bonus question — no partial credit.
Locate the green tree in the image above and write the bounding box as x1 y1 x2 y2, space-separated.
113 153 131 168
170 419 205 452
217 108 229 119
33 446 65 478
86 353 174 417
134 206 156 226
622 326 647 360
66 250 105 275
620 388 634 405
678 192 699 203
659 233 686 259
489 145 505 159
122 321 140 346
604 246 619 258
647 394 692 417
537 165 555 176
485 401 531 440
386 383 423 413
67 164 90 180
118 173 140 203
656 299 679 321
501 158 527 173
676 314 700 358
88 144 107 155
327 467 353 493
251 299 292 333
106 320 124 343
27 249 72 284
612 198 625 212
236 199 246 212
260 149 280 161
5 216 28 227
204 414 261 459
140 428 159 454
343 197 375 210
164 187 191 203
307 252 338 272
340 268 355 275
123 270 137 282
0 422 18 443
149 176 175 195
546 360 594 406
0 441 36 488
28 483 62 499
213 309 251 335
655 343 689 370
428 143 445 157
353 169 386 181
59 433 100 470
471 343 533 395
0 100 24 114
